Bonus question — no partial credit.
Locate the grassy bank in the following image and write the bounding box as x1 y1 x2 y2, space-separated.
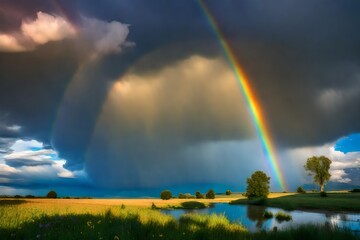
230 192 360 212
0 199 357 239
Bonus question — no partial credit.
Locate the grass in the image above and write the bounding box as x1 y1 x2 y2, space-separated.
275 211 292 222
230 192 360 212
0 199 357 239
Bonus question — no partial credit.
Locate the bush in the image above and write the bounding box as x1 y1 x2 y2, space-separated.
246 171 270 199
160 190 172 200
46 190 57 199
179 193 195 199
225 190 232 195
180 201 206 209
350 188 360 193
263 210 273 219
275 211 292 222
25 195 35 198
178 193 187 199
206 189 215 199
297 186 306 194
195 191 204 199
320 191 327 197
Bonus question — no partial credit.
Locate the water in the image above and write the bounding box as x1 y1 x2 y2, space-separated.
161 203 360 233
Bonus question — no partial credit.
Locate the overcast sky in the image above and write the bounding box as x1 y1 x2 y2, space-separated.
0 0 359 197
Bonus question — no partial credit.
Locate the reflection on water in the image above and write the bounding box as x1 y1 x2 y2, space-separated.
161 203 360 233
246 205 266 228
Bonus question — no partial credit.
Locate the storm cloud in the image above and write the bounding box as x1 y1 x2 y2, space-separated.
0 0 360 193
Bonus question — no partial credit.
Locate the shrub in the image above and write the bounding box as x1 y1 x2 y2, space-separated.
206 189 215 199
180 201 206 209
160 190 172 200
246 171 270 199
263 210 274 219
178 193 187 199
350 188 360 193
297 186 306 194
25 195 35 198
179 193 195 199
14 195 23 198
275 211 292 222
46 190 57 199
225 190 232 195
320 191 327 197
195 191 204 199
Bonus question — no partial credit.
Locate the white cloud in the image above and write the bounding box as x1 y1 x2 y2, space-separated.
0 139 83 189
284 142 360 184
6 125 21 132
0 164 20 175
0 11 133 56
22 12 76 45
10 139 43 152
81 17 133 57
0 34 26 52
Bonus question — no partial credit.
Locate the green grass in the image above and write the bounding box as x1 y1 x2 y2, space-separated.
0 200 357 239
230 192 360 212
275 211 292 222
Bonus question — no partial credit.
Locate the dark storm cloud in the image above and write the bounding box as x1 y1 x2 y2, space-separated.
1 0 360 191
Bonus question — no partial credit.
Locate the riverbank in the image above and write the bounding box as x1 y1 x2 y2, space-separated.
230 192 360 212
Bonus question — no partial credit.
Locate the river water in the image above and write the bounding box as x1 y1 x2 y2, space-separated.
161 203 360 233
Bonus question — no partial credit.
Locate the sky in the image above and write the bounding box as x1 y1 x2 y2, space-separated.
0 0 360 197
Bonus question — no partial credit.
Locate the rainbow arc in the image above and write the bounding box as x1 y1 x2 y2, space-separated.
199 0 286 191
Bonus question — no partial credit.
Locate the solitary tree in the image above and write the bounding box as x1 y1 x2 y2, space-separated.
205 189 215 199
304 156 331 193
225 190 232 195
46 190 57 199
160 190 172 200
246 171 270 199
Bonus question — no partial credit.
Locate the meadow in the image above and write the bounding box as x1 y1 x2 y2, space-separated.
0 196 358 240
230 192 360 212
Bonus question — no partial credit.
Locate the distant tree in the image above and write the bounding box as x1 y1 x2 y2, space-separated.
304 156 331 193
206 189 215 199
296 186 306 194
160 190 172 200
46 190 57 199
246 171 270 199
25 195 35 198
225 190 232 195
195 191 204 199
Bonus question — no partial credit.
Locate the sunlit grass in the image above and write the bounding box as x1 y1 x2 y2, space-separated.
230 192 360 212
0 199 357 239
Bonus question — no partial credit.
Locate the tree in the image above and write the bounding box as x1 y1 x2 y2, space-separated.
195 191 204 199
160 190 172 200
206 189 215 199
296 186 306 194
46 190 57 198
304 156 331 193
225 190 232 195
246 171 270 199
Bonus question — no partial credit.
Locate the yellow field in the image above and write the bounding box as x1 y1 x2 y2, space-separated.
0 192 295 209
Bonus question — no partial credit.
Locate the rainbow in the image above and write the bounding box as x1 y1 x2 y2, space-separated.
198 0 286 191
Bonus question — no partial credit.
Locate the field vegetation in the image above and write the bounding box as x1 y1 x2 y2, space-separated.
230 192 360 212
0 198 357 240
